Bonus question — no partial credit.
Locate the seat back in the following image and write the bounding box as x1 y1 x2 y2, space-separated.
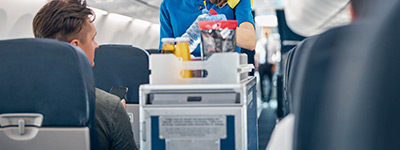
93 44 149 104
275 9 306 118
283 36 318 115
0 38 98 150
293 1 399 149
146 48 160 54
93 44 149 146
291 25 353 150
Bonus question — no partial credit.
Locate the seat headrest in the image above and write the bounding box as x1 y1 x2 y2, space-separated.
93 44 149 104
0 38 95 127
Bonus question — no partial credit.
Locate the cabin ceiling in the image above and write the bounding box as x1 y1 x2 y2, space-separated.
86 0 281 24
87 0 162 24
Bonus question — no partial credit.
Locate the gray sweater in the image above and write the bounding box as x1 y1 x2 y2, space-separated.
95 88 138 150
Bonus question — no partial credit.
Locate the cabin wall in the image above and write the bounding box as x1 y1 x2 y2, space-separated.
0 0 160 49
0 0 47 39
92 10 160 49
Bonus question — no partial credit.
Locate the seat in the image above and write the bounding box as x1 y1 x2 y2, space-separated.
283 36 318 115
275 9 306 118
293 1 400 150
282 48 295 114
291 24 360 150
146 48 160 54
93 44 149 146
0 38 98 150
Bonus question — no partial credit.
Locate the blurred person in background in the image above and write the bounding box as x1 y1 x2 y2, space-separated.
256 27 280 103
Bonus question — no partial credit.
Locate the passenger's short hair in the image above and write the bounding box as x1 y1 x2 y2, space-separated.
33 0 95 43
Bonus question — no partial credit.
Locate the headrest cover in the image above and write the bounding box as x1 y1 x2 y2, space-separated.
285 0 351 36
0 38 95 127
93 44 149 104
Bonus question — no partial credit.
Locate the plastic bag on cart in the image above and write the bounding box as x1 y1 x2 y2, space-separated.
199 20 238 59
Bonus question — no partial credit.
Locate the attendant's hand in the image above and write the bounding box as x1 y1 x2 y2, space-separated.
121 99 127 109
236 22 256 50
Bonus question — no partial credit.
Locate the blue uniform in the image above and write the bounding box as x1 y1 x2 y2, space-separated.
159 0 254 57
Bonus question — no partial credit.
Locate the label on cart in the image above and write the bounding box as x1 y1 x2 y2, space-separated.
247 91 253 105
159 115 226 139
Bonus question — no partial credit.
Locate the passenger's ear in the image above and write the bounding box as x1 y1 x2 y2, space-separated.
69 39 79 46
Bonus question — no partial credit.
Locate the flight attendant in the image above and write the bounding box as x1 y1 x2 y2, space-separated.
159 0 257 57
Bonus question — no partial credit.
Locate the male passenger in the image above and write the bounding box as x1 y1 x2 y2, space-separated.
255 27 279 103
33 0 137 149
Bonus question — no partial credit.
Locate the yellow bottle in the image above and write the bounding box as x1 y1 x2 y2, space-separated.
175 37 192 78
161 38 175 54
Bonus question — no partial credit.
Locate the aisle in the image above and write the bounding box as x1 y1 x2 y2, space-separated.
258 100 277 150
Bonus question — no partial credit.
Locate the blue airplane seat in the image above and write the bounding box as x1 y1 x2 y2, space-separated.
93 44 149 104
146 48 160 54
293 1 400 150
282 46 296 114
283 36 318 115
0 38 98 150
275 9 306 118
93 44 149 146
291 24 360 150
